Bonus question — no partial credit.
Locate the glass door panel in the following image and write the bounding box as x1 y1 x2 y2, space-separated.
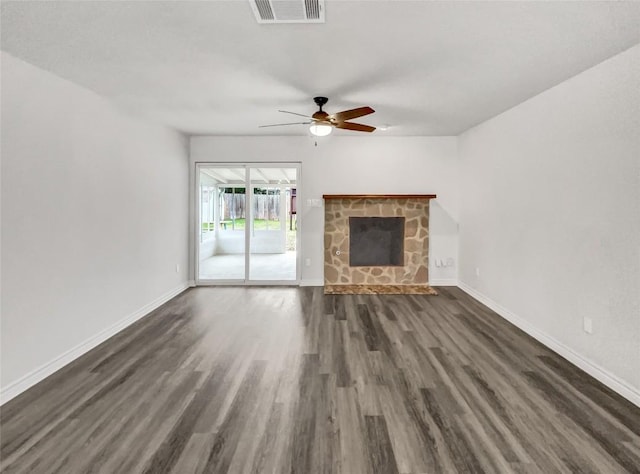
197 166 247 281
249 167 298 281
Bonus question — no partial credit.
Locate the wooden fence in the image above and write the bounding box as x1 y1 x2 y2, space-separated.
222 194 283 221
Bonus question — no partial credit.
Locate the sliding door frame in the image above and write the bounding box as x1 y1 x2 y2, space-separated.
194 162 301 286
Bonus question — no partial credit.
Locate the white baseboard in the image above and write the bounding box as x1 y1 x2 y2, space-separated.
300 279 324 287
430 279 458 286
0 282 190 405
458 281 640 408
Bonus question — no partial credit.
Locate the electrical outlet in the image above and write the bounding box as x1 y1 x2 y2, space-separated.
305 258 311 267
583 317 593 334
475 267 480 277
175 264 180 273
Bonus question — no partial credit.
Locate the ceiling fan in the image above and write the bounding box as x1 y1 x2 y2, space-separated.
259 97 376 136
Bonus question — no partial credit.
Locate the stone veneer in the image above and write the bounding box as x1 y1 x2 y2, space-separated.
323 195 436 294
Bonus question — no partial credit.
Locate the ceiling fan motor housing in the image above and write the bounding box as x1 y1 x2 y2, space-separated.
312 111 330 121
313 97 330 122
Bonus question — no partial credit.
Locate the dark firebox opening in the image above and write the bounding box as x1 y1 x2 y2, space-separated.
349 217 405 267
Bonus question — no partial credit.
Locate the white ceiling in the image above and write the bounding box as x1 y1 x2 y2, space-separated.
2 1 639 136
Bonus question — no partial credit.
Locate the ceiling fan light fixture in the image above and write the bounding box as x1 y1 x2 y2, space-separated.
309 123 332 137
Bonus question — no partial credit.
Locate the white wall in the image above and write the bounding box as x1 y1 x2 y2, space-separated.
0 53 190 400
458 45 640 400
190 136 459 285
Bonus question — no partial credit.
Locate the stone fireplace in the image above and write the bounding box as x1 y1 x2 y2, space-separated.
323 194 437 294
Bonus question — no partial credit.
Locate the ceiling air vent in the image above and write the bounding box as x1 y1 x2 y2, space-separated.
250 0 325 24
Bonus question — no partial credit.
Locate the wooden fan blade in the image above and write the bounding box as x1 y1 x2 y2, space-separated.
259 121 311 128
278 110 313 119
335 122 376 133
330 106 375 122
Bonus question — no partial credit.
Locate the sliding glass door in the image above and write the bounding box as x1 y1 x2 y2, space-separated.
196 164 299 285
197 166 247 281
249 167 298 281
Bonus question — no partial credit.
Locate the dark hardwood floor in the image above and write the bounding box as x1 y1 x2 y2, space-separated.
1 286 639 473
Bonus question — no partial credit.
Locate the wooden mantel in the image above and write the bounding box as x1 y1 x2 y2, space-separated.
322 194 436 200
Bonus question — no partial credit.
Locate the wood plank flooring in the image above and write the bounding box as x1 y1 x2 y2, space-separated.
1 286 639 473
